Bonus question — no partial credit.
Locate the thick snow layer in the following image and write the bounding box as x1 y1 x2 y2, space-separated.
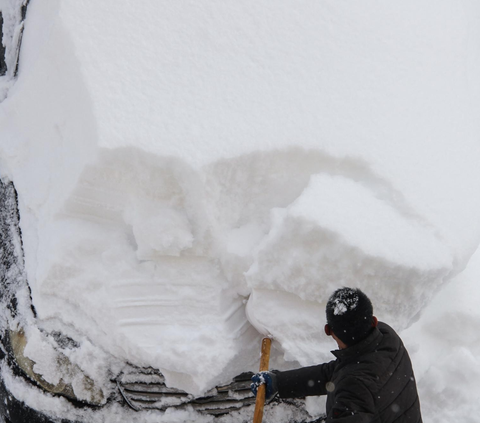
1 0 480 422
246 174 454 338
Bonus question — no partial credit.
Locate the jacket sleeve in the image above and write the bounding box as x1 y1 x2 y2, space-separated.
276 360 336 398
326 376 375 423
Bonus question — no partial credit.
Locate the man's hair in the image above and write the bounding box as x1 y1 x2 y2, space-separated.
326 287 374 346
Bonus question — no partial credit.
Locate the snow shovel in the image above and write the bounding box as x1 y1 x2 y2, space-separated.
253 337 272 423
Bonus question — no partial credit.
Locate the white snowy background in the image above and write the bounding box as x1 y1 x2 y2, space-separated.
1 1 480 422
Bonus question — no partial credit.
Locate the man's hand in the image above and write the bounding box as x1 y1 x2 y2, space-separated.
250 371 278 402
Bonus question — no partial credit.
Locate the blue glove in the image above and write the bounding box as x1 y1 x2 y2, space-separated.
251 371 278 402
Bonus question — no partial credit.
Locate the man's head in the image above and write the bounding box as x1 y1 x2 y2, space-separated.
324 287 377 348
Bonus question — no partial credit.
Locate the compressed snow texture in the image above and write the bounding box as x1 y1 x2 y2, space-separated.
1 0 480 422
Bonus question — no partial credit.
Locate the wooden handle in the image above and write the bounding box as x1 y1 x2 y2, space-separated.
253 337 272 423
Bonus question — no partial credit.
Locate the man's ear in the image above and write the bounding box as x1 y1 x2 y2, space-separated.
325 324 332 336
372 316 378 327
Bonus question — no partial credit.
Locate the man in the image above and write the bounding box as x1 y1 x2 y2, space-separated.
251 287 422 422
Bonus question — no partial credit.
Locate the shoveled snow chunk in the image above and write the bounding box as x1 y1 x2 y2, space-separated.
247 174 453 332
289 174 452 270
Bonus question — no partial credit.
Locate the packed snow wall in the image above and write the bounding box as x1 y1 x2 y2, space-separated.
1 0 480 395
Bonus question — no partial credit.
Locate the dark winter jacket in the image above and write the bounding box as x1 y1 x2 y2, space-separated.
276 322 422 422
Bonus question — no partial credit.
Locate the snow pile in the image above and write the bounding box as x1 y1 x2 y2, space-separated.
1 0 480 422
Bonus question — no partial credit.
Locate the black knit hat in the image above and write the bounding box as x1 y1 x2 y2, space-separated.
326 287 374 346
